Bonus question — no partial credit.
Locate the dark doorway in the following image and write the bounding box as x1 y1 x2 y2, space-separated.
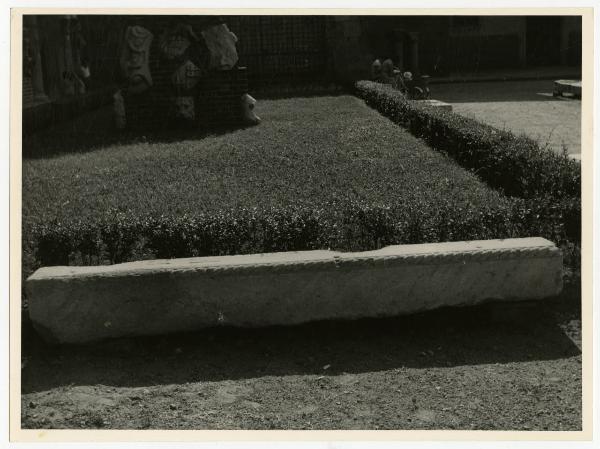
526 16 561 66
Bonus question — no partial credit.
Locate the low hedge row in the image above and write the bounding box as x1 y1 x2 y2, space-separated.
23 92 580 291
355 80 581 242
28 197 574 271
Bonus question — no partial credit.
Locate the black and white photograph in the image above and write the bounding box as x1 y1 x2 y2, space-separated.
11 7 591 438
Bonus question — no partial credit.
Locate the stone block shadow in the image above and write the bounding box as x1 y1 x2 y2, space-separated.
21 286 581 394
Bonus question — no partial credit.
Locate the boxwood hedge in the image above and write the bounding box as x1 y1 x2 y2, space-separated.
23 95 579 288
30 196 574 271
355 81 580 232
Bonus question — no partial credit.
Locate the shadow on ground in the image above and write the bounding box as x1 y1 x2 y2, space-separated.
21 285 581 394
23 81 578 159
22 106 253 160
22 89 350 160
431 80 581 104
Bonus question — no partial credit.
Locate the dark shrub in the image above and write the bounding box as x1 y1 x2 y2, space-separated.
31 198 572 269
24 93 579 286
355 80 581 244
32 220 73 266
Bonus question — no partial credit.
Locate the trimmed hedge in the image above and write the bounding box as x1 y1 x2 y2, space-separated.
355 80 581 243
29 197 572 270
23 96 522 273
23 93 580 290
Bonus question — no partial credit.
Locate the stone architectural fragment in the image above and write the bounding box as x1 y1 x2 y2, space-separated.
26 238 562 344
241 93 260 124
113 90 126 129
120 26 154 92
173 96 195 120
381 58 396 84
171 60 202 90
159 24 199 60
201 24 239 70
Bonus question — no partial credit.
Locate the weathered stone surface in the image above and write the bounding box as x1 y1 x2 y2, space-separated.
417 99 452 111
201 24 239 70
119 26 153 91
26 237 562 344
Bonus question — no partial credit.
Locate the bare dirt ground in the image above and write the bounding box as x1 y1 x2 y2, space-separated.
432 80 581 158
21 285 581 430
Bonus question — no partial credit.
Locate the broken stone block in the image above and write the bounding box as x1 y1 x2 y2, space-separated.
26 237 562 344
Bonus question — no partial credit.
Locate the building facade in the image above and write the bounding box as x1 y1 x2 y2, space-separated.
328 15 582 82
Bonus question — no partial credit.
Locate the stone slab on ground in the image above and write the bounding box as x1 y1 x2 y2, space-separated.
26 237 562 344
553 80 582 98
416 99 452 111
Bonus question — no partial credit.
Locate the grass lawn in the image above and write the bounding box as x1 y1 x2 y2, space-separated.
23 95 519 277
23 95 508 222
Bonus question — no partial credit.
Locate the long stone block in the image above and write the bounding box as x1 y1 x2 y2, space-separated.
26 237 562 344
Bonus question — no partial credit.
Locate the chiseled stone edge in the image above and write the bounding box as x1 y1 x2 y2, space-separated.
28 238 561 280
